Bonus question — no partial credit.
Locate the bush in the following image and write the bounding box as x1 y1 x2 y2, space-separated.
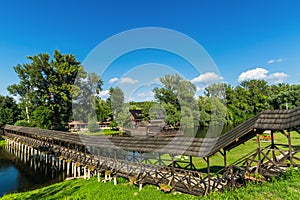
88 120 99 132
109 120 117 129
14 120 30 127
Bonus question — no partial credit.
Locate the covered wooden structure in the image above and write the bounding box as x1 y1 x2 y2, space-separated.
2 106 300 195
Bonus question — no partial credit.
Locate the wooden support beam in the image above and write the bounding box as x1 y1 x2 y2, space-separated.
256 133 261 174
287 130 294 166
158 152 162 166
97 171 101 182
114 176 117 185
139 151 142 163
271 130 277 162
205 157 211 195
224 150 227 169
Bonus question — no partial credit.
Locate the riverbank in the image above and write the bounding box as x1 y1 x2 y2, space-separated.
1 168 299 200
0 136 6 146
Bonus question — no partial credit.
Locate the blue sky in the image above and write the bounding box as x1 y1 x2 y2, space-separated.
0 0 300 101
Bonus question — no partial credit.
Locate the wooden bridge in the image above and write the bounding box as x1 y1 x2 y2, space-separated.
2 106 300 195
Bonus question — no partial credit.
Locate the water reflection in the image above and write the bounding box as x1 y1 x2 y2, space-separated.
0 145 65 197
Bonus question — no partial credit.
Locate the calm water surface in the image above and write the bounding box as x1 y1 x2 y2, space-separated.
0 146 64 197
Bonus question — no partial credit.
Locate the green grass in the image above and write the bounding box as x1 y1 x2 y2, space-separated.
205 167 300 200
138 131 300 175
0 136 6 146
1 131 299 199
174 131 300 172
77 129 122 136
1 168 300 200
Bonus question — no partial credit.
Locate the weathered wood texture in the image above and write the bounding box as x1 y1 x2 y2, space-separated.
4 106 300 158
2 106 300 195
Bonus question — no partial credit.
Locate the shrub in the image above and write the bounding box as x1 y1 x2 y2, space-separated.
14 120 30 127
88 120 99 132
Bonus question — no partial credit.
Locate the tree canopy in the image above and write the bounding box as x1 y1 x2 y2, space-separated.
3 50 300 131
7 50 86 130
0 95 19 128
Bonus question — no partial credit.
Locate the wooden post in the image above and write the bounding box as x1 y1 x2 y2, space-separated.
271 130 276 162
204 157 211 195
62 160 65 171
256 133 261 174
287 130 293 166
73 163 77 177
67 161 70 176
114 176 117 185
78 166 81 177
139 151 143 163
224 150 227 170
171 154 175 169
97 171 101 182
207 157 211 195
158 152 162 165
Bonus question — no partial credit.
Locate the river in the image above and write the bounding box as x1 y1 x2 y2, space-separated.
0 146 64 197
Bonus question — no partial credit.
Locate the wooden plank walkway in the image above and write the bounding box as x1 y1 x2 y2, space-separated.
2 106 300 195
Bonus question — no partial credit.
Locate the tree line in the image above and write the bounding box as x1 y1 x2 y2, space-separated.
0 51 299 130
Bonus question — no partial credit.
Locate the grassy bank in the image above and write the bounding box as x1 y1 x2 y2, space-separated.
147 131 300 172
76 129 122 136
0 136 6 146
1 168 299 200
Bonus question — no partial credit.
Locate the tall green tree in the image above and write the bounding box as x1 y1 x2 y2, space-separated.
153 74 199 128
240 79 270 114
0 95 20 127
107 87 131 128
269 84 300 109
95 98 112 122
73 72 103 123
30 106 53 129
8 50 85 130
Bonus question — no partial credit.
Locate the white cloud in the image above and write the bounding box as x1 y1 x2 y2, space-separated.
238 68 269 82
267 58 284 64
98 90 109 98
238 67 288 83
120 77 138 84
108 77 119 84
137 91 154 97
191 72 223 83
135 91 155 101
268 72 288 84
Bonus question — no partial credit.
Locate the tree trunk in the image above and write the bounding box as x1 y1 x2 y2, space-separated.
25 94 30 123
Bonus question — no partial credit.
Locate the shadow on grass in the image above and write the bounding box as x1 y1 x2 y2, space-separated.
197 165 225 174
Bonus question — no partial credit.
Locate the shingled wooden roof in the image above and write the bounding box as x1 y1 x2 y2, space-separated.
4 106 300 158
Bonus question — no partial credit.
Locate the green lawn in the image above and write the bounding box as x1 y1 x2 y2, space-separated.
0 136 6 146
145 131 300 173
1 168 300 200
77 129 122 136
1 131 299 199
